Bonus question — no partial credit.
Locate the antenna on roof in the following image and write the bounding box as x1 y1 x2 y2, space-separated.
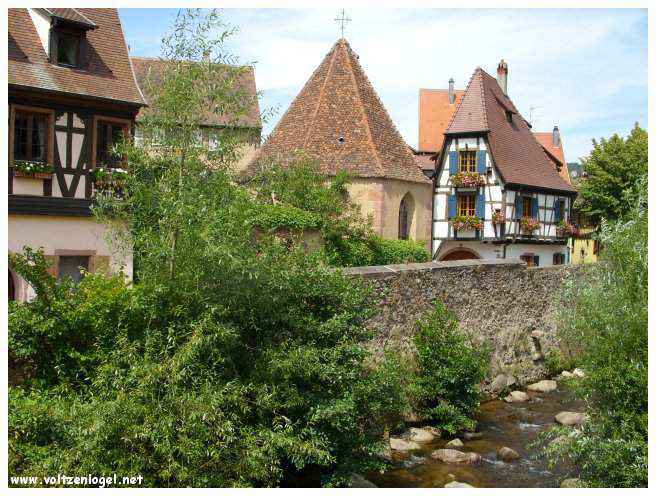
334 9 351 39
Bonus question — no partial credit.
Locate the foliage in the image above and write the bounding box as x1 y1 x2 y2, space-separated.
247 203 323 231
13 160 54 175
451 171 485 188
408 303 489 434
541 174 647 487
556 220 576 237
90 167 128 189
449 215 483 231
519 216 540 233
577 123 647 222
491 210 506 224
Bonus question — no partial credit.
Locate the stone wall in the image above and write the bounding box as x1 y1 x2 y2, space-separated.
342 258 585 390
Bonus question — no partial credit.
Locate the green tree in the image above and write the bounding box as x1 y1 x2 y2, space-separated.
577 123 647 222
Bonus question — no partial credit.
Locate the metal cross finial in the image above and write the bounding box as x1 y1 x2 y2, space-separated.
334 9 351 39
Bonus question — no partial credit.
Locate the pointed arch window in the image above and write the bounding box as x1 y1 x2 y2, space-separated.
398 193 414 240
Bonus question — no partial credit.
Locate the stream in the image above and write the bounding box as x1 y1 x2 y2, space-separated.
368 385 584 488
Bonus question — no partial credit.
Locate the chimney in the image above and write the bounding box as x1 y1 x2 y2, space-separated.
497 59 508 94
552 125 561 147
448 78 455 104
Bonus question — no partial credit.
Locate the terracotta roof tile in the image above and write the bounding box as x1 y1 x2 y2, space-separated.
9 8 145 105
534 131 571 184
445 67 575 193
131 56 261 129
247 39 429 184
40 8 97 28
418 88 464 152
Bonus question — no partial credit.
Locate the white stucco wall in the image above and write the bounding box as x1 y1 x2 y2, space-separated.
435 240 569 267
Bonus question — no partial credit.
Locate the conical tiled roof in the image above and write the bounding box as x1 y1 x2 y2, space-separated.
446 67 575 193
246 39 429 183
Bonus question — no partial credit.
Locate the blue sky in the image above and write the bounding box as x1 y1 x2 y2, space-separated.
120 8 647 163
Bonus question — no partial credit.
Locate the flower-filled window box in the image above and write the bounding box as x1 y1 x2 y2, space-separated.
90 167 128 191
449 215 483 231
519 216 540 234
13 160 54 179
556 220 576 238
451 171 485 189
491 210 506 225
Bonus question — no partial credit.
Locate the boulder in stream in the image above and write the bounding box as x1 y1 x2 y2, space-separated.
555 411 587 427
462 432 483 440
504 390 530 403
445 438 464 448
526 380 557 393
497 446 520 462
407 427 439 443
444 481 474 488
390 437 421 451
431 449 481 464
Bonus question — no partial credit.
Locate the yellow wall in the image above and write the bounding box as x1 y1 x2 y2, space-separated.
570 227 599 265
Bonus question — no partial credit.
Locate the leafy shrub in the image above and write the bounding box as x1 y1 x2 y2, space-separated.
408 303 489 434
371 237 430 265
541 174 647 487
247 203 323 231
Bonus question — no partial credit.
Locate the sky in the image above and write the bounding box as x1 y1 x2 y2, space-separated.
119 8 648 163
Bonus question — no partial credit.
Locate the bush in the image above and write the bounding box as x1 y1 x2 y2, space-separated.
370 237 430 265
541 174 647 487
408 303 489 434
247 203 323 231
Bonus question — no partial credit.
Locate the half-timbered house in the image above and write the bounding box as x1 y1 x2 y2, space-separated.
8 8 146 301
430 61 577 265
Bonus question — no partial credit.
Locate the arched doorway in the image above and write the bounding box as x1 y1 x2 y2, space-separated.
398 193 414 240
439 248 480 261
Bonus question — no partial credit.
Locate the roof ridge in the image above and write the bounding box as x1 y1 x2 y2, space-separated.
478 69 489 130
445 69 476 132
342 42 385 176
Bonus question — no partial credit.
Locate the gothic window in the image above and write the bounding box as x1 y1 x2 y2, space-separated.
458 150 477 173
398 193 413 240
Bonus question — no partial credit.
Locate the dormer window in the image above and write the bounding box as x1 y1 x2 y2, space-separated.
505 110 513 123
50 26 84 67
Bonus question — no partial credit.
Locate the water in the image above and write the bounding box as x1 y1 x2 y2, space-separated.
368 386 584 488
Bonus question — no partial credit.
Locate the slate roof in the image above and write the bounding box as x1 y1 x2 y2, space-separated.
247 39 429 184
131 57 261 129
8 8 145 106
445 68 575 193
418 88 464 153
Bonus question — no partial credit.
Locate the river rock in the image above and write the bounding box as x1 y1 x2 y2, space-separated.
407 427 438 443
431 449 481 464
504 390 530 403
444 481 474 488
555 411 587 427
497 446 520 462
526 380 557 393
445 438 464 448
348 473 377 488
489 373 516 394
390 437 420 451
572 368 585 378
561 478 583 488
557 370 574 380
462 432 483 440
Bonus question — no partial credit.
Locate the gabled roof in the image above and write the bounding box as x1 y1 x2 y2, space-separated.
534 132 571 184
9 8 145 106
445 67 575 193
38 8 97 29
131 57 261 129
247 39 429 184
418 88 464 153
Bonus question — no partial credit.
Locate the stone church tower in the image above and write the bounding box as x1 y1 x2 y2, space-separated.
246 39 432 247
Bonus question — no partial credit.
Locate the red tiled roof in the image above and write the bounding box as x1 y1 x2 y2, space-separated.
534 132 571 184
9 8 145 106
445 67 575 193
39 8 97 29
131 57 261 129
247 39 429 184
418 88 464 153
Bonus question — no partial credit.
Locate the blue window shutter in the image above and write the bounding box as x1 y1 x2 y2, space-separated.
476 150 487 174
476 193 485 219
449 151 457 174
531 197 539 218
554 199 561 222
514 194 523 219
533 255 540 267
448 194 457 218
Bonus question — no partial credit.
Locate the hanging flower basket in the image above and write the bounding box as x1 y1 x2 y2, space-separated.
556 220 576 237
520 217 540 234
449 215 483 231
451 171 485 188
491 210 506 225
91 167 128 191
13 160 54 179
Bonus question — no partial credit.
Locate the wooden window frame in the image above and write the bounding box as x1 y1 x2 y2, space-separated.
52 26 84 68
91 115 131 169
9 105 55 167
522 196 533 218
458 149 477 173
457 193 476 217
